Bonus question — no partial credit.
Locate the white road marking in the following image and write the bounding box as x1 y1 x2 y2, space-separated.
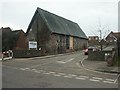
65 58 74 63
53 74 61 77
4 65 117 85
90 79 100 82
92 77 103 80
105 79 115 82
44 55 55 58
21 68 118 85
64 75 73 78
79 76 89 78
58 73 66 75
114 74 120 83
20 68 33 71
103 81 114 84
56 58 74 64
49 71 55 74
68 74 77 77
56 61 66 63
24 68 30 70
20 68 26 70
75 77 86 80
43 72 50 75
31 69 37 71
34 70 44 73
2 57 12 60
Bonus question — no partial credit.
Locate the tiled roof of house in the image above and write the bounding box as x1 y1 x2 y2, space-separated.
106 31 120 40
112 32 120 38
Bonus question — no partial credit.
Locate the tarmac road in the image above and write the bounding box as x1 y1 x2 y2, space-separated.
2 51 119 88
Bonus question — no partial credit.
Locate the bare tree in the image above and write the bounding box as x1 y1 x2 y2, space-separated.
98 24 110 51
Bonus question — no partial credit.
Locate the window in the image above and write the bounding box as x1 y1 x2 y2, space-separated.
95 37 98 40
89 38 91 41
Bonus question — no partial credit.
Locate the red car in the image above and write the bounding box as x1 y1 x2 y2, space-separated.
83 46 99 55
83 48 88 55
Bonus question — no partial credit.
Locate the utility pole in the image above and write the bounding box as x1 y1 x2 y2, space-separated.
99 30 102 40
99 30 103 51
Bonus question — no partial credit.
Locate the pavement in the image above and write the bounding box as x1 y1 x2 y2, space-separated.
81 59 120 74
79 45 120 74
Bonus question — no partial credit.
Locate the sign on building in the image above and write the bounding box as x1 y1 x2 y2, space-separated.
29 41 37 49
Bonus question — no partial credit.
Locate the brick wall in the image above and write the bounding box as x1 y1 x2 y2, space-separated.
13 50 42 58
46 34 88 54
88 50 113 61
73 37 88 50
88 50 105 61
46 33 66 54
14 31 28 50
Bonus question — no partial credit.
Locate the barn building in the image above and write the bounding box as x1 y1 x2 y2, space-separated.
26 7 88 55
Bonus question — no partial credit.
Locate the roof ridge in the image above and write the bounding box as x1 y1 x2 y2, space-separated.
27 7 87 39
37 7 78 25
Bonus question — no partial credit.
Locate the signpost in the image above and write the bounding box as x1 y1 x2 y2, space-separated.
29 41 37 50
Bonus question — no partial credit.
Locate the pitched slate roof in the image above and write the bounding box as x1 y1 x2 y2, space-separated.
112 32 120 39
27 7 87 39
106 31 120 40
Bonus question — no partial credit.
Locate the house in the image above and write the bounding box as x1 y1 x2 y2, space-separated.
105 31 120 43
88 36 99 41
26 7 88 55
1 27 28 51
118 37 120 59
105 31 120 60
1 27 12 51
88 36 99 46
12 30 28 50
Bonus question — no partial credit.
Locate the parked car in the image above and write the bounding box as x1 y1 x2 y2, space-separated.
88 46 98 51
3 51 9 57
83 48 88 55
83 46 99 55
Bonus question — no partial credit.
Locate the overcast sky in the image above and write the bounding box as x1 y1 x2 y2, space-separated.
0 0 119 38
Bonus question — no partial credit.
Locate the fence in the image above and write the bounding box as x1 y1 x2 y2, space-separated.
0 50 13 61
88 50 106 61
